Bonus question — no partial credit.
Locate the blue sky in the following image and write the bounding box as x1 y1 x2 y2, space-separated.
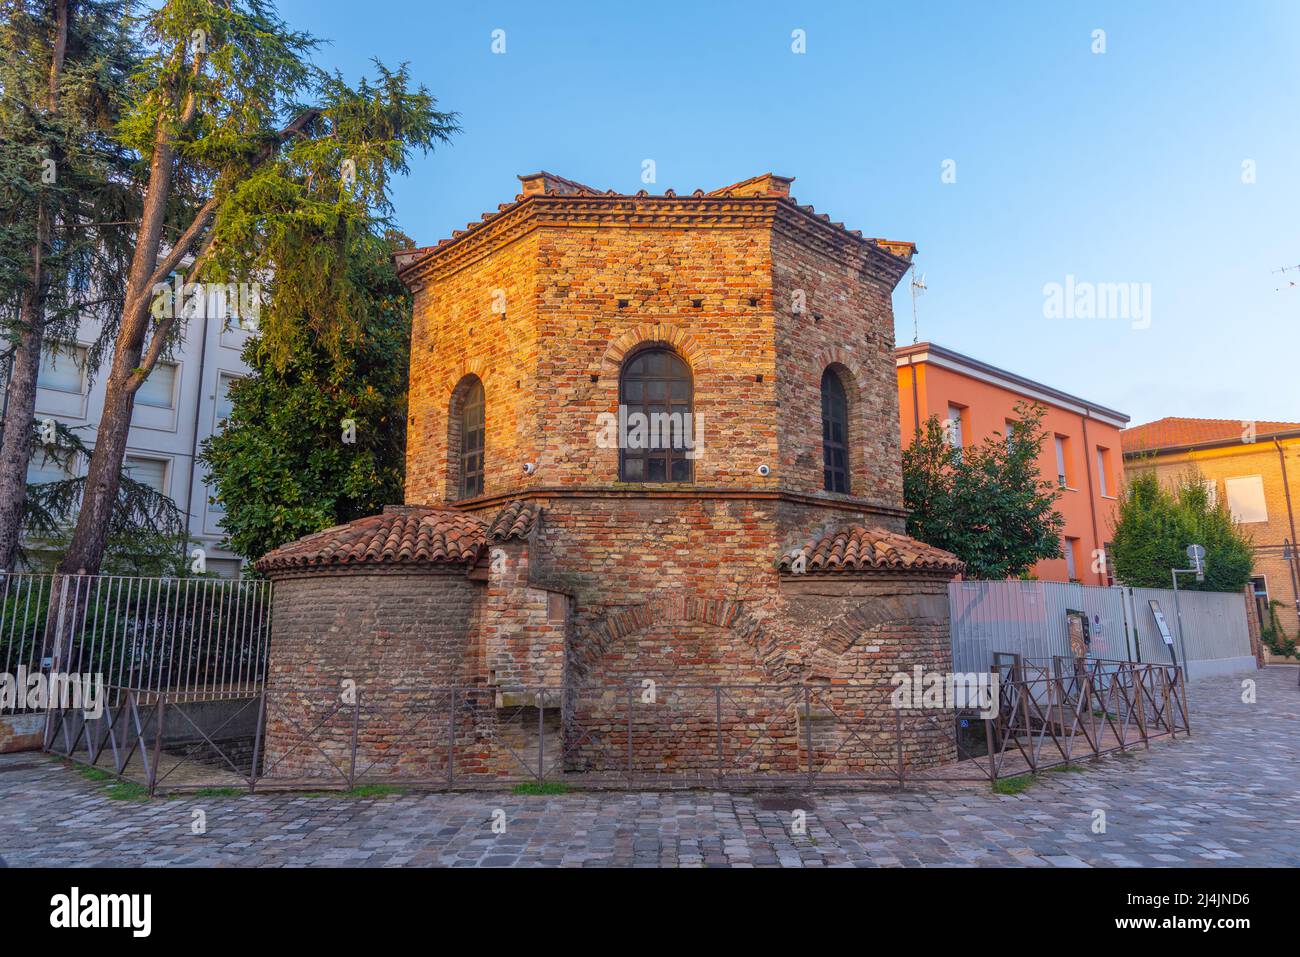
279 0 1300 426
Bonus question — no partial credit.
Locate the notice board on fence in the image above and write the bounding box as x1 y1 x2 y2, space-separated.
1147 600 1174 645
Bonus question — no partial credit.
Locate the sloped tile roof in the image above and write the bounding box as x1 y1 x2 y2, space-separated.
1121 417 1300 454
488 500 541 541
395 171 916 275
254 501 542 574
779 526 963 575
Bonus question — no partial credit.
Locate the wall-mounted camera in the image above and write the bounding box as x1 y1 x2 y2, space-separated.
522 462 536 475
757 464 771 476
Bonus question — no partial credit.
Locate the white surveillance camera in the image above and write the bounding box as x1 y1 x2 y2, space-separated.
757 464 771 476
522 462 536 475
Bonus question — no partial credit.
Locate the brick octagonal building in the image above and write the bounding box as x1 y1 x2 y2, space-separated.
256 172 963 781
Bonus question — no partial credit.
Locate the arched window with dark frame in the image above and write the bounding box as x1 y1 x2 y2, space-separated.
459 378 485 499
619 346 693 483
821 368 849 493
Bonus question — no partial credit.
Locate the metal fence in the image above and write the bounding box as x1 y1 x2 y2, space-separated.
950 580 1254 679
1 571 272 715
44 663 1190 796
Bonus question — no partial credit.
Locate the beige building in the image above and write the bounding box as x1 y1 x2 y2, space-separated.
1121 417 1300 652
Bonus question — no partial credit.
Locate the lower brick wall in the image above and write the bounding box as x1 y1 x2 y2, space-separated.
261 543 960 779
262 569 485 780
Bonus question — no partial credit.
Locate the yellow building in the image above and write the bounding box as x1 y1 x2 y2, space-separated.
1121 418 1300 653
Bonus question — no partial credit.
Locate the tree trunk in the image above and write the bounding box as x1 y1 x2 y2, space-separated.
0 291 46 571
0 0 69 571
56 74 179 577
56 324 146 576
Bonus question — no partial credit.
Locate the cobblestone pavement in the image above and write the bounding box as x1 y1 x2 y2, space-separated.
2 667 1296 868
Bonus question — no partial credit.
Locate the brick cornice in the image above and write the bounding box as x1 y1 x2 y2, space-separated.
398 194 913 288
443 485 908 520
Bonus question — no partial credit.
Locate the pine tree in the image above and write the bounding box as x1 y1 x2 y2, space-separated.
56 0 456 576
0 0 137 571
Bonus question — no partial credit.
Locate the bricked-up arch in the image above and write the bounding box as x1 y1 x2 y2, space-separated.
570 594 792 682
447 373 486 501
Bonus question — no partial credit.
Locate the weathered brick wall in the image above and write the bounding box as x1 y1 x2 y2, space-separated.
772 225 904 509
262 570 485 779
482 539 567 688
404 230 542 504
257 176 960 781
403 190 908 514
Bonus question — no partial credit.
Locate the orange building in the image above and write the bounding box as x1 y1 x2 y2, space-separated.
896 342 1130 584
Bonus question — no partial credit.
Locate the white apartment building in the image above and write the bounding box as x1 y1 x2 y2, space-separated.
19 297 255 578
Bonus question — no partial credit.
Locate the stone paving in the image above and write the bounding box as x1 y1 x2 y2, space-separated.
2 667 1296 867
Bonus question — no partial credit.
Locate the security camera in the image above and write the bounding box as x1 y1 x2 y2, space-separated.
757 464 771 476
522 462 536 475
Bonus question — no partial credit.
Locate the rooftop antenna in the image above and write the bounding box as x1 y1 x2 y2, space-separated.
909 266 927 343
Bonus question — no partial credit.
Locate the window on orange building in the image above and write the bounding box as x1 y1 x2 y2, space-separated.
1064 536 1080 581
944 404 965 450
1096 446 1111 497
1054 435 1069 488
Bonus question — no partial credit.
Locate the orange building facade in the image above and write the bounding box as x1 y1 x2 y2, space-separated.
896 342 1130 584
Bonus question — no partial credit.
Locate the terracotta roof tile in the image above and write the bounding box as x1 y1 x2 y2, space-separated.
254 507 488 574
254 500 547 574
779 526 963 575
395 171 916 276
1121 417 1300 454
488 500 542 541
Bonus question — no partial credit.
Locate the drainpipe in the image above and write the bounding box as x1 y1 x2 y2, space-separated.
181 310 211 569
910 361 920 434
1080 414 1103 585
1274 438 1300 623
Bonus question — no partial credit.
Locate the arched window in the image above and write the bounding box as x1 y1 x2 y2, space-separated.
821 368 849 493
619 346 693 483
459 378 485 499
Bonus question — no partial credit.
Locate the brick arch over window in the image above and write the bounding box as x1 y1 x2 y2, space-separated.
599 323 711 380
822 368 850 493
811 349 867 495
619 343 694 483
447 373 486 501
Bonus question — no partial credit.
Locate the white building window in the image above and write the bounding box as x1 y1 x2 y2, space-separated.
1096 448 1108 497
135 361 178 409
1201 479 1218 507
37 346 87 394
1064 536 1079 580
124 456 168 495
27 452 71 485
1224 475 1267 524
214 373 239 427
1054 436 1068 488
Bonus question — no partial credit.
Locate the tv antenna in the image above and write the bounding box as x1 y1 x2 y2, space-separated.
910 267 927 343
1273 264 1299 292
